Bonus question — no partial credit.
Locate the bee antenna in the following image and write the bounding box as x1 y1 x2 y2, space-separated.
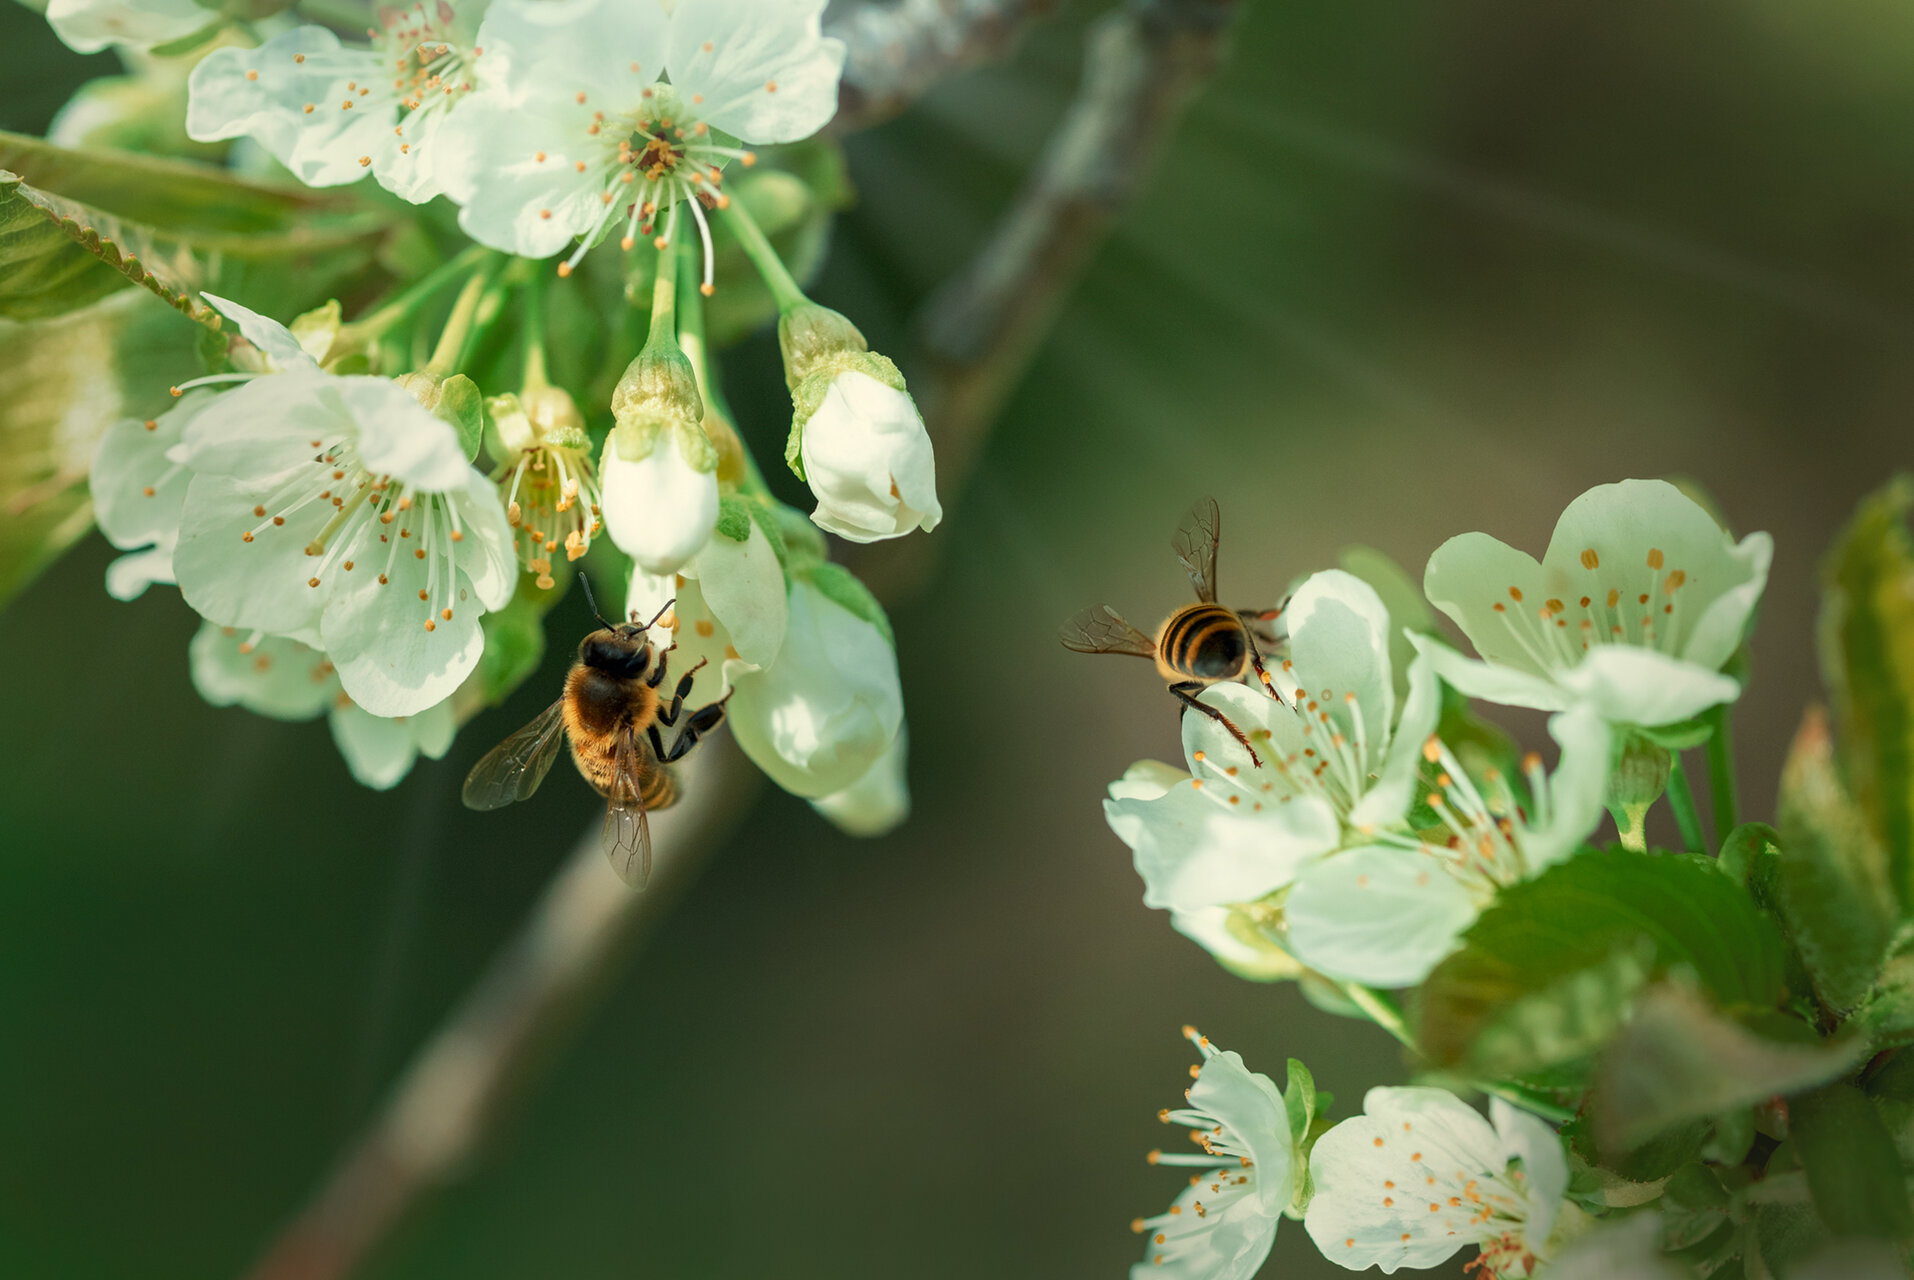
640 596 676 631
577 574 614 629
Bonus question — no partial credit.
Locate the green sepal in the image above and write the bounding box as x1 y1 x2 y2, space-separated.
802 561 893 648
1634 717 1715 751
674 418 719 473
437 374 485 462
713 495 753 543
1282 1058 1318 1216
289 298 342 362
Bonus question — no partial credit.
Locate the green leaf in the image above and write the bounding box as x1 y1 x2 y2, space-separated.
1593 983 1866 1154
1775 707 1896 1014
1791 1082 1914 1238
1719 822 1782 889
1820 477 1914 909
1853 954 1914 1051
1416 849 1788 1077
0 292 202 609
0 131 386 325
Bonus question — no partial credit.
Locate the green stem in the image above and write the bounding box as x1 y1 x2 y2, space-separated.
718 196 806 313
520 263 550 393
1666 756 1707 854
423 260 498 378
1609 802 1649 853
348 244 491 340
1340 982 1418 1054
675 242 775 502
1707 704 1739 837
642 235 681 354
294 0 372 31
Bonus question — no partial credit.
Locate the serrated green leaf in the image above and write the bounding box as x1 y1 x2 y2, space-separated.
0 291 202 608
0 131 386 324
1791 1082 1914 1239
1776 707 1896 1014
1594 983 1865 1154
1416 849 1788 1075
1821 477 1914 912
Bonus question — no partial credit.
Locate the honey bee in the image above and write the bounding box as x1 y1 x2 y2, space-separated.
462 587 732 887
1060 498 1284 765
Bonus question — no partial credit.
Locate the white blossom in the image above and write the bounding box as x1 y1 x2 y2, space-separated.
46 0 209 54
600 425 719 576
1304 1088 1568 1277
88 390 210 601
797 371 940 543
1414 479 1771 729
434 0 844 275
187 2 481 202
1131 1028 1297 1280
171 363 515 717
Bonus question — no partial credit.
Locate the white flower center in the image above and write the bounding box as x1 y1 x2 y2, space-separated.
502 443 602 588
1190 664 1394 820
1490 545 1698 670
543 81 758 280
236 432 470 633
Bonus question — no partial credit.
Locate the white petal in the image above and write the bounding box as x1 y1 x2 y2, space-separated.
200 293 318 372
437 88 619 255
1182 682 1309 794
1284 844 1480 987
470 0 666 92
174 470 330 642
188 621 335 721
187 29 395 188
178 368 343 480
725 579 900 796
691 519 787 667
46 0 207 53
1108 759 1190 805
1553 645 1740 726
90 391 209 566
1520 705 1611 871
105 547 178 601
1681 529 1772 672
332 376 473 491
319 549 485 717
1105 779 1339 914
1408 633 1573 712
599 432 719 575
1423 530 1553 680
446 469 520 612
1348 651 1441 831
665 0 843 144
799 372 941 542
1188 1048 1296 1213
808 725 909 836
1491 1098 1569 1246
1285 569 1396 743
1131 1178 1278 1280
328 698 454 789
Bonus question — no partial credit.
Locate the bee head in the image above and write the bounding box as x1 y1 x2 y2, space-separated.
580 626 652 679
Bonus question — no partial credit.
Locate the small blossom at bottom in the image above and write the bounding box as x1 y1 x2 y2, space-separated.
1303 1087 1567 1277
1131 1028 1296 1280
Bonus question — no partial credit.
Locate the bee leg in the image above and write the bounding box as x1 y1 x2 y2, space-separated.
654 656 711 725
1244 637 1286 707
1169 681 1262 768
1238 607 1285 648
660 688 734 762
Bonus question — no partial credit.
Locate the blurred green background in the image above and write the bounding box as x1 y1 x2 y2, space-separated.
5 0 1914 1276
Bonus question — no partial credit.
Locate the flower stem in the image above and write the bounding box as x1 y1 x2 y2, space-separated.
718 196 807 313
1609 802 1649 853
1666 756 1708 854
348 244 492 341
675 239 775 502
520 263 550 392
642 235 681 354
423 260 499 378
1707 704 1739 837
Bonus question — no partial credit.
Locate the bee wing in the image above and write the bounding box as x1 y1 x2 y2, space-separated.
1059 604 1157 658
601 730 654 889
462 699 569 811
1172 497 1222 604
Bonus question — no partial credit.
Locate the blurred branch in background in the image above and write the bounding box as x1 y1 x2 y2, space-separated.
242 4 1247 1276
829 0 1058 132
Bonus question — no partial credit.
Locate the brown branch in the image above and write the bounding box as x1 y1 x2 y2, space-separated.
854 0 1248 600
830 0 1059 134
238 6 1248 1275
241 741 758 1280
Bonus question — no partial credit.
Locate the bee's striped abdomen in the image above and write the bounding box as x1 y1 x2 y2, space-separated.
1157 603 1249 682
640 762 677 811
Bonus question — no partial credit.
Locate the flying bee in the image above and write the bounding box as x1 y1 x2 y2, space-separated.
1060 498 1285 766
462 584 732 887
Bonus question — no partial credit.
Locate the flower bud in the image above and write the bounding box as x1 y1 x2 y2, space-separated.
600 346 720 575
778 303 941 542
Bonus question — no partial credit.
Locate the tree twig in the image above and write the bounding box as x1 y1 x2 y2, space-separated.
830 0 1059 133
854 0 1247 599
241 741 758 1280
